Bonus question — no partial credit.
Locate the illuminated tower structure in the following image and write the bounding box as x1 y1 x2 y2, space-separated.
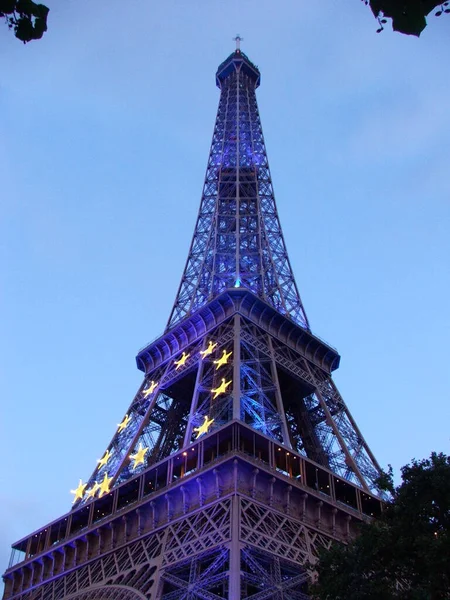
3 44 385 600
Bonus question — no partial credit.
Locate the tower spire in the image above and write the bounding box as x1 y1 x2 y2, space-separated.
233 33 243 50
167 50 310 331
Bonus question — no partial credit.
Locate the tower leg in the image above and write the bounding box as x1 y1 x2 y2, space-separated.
229 495 241 599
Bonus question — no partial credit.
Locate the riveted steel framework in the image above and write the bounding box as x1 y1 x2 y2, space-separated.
4 451 380 600
3 49 385 600
167 51 310 332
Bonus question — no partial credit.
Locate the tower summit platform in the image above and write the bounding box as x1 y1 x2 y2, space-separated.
216 49 261 88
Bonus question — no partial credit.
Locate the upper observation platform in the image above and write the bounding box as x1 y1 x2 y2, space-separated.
216 49 261 89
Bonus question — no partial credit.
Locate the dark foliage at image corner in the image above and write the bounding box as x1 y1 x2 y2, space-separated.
311 453 450 600
0 0 449 43
366 0 449 35
0 0 48 42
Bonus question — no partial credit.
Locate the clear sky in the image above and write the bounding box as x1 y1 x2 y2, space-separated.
1 0 449 580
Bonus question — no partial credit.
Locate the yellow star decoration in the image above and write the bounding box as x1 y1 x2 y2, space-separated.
70 479 87 503
200 341 217 359
174 352 190 370
129 442 149 470
98 472 113 497
117 414 131 433
97 449 111 469
142 380 158 397
193 415 214 438
211 378 232 399
85 482 100 499
213 349 232 370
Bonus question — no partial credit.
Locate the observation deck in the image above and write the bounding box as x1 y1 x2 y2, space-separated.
216 49 260 88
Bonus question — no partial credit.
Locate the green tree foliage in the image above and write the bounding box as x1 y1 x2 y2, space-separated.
366 0 449 35
0 0 49 42
312 453 450 600
0 0 448 43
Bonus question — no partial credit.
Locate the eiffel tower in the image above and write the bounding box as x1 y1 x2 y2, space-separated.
3 43 385 600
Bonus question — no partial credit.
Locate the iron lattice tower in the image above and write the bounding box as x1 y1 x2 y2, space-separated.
3 47 384 600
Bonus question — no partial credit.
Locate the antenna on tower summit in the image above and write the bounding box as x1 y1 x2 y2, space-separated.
233 34 243 50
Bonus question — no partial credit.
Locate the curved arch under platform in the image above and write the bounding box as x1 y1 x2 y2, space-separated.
65 585 147 600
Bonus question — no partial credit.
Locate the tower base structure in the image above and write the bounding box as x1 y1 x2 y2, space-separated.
4 421 382 599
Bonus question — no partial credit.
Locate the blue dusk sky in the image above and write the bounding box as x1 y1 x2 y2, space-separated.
1 0 449 577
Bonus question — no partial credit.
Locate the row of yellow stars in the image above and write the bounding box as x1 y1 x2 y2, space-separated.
70 410 218 503
96 442 148 473
138 344 231 406
192 372 233 437
173 344 232 371
71 343 233 503
71 406 224 503
136 345 232 408
96 371 231 473
70 442 149 503
72 382 230 503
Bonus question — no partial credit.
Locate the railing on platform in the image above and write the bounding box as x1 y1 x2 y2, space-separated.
7 421 382 571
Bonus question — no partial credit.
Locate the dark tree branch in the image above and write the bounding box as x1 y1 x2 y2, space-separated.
1 0 49 43
366 0 449 35
0 2 448 46
312 453 450 600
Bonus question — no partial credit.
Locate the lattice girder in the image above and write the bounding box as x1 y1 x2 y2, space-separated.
167 51 309 331
75 292 382 506
4 449 384 600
